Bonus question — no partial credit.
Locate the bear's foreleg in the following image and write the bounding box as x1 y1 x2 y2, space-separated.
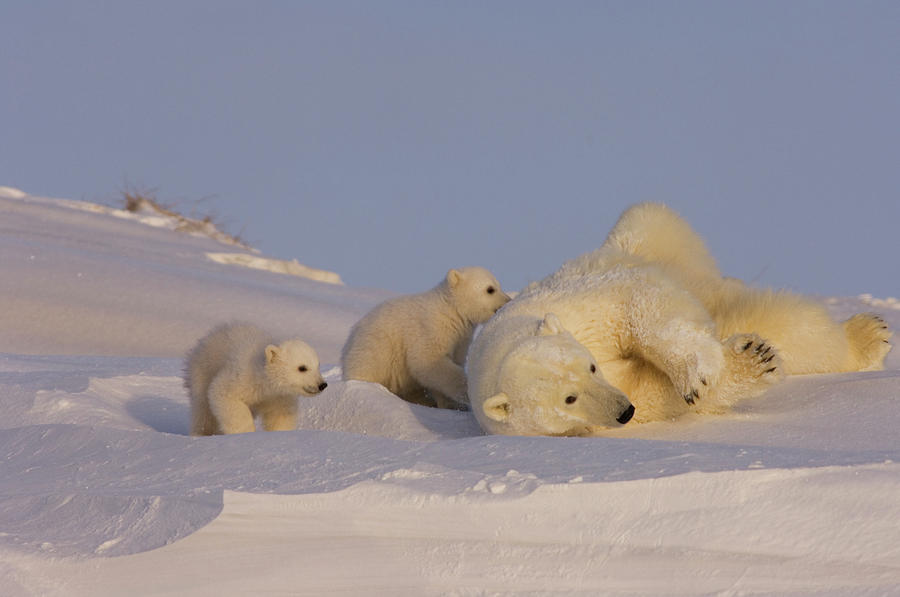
636 324 724 405
207 376 256 434
257 398 299 432
706 334 785 407
624 285 725 406
407 353 468 406
429 389 469 410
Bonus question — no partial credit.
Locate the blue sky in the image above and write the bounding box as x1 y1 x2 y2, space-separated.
3 1 898 296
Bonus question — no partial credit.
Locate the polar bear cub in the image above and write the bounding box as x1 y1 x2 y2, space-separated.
185 322 327 435
341 267 511 408
467 203 892 436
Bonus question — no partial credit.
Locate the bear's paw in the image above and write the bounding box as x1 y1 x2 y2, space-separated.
724 333 785 384
843 313 893 372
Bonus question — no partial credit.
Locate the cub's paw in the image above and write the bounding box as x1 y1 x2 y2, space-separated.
724 333 785 384
843 313 893 371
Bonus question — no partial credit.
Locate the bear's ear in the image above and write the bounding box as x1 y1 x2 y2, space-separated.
538 313 564 336
446 269 462 288
482 393 511 422
265 345 280 363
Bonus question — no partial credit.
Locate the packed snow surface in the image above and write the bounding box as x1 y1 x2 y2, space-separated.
1 188 898 596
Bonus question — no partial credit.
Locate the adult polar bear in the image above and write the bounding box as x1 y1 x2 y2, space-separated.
467 203 893 436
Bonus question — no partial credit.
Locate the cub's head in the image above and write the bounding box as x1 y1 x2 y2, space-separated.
264 339 328 396
445 266 511 324
475 314 634 436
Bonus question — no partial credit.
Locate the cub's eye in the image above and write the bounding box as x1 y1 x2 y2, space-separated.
565 395 577 405
298 365 308 373
486 286 496 294
590 364 596 374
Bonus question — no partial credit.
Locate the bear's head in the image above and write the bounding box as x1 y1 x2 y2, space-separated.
445 266 511 324
476 313 634 436
264 339 328 396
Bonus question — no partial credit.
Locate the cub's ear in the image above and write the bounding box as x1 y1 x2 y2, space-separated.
265 345 280 363
538 313 564 336
446 269 462 288
482 393 511 422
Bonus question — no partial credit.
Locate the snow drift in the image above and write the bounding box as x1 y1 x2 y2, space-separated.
1 188 898 596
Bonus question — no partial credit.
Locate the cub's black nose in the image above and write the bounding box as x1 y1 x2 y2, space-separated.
617 404 635 425
318 382 328 391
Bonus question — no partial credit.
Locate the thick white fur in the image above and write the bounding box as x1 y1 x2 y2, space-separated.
467 203 893 436
185 322 326 435
341 267 511 408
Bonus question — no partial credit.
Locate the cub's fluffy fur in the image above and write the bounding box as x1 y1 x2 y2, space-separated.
185 322 326 435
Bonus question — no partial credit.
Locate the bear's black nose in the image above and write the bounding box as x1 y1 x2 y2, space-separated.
617 404 635 425
318 382 328 391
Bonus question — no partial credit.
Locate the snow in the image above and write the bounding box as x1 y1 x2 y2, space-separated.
856 294 900 312
1 187 899 596
204 252 343 284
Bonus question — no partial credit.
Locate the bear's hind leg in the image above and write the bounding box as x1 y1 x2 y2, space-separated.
190 396 219 436
187 364 219 436
602 202 721 283
843 313 893 371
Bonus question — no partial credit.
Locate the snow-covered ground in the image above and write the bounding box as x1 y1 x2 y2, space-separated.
1 187 898 596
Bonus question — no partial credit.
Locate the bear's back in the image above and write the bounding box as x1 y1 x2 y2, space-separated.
190 323 269 377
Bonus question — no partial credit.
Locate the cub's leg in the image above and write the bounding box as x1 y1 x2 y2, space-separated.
400 385 438 407
190 394 219 436
429 389 469 410
207 375 255 434
843 313 893 371
258 398 298 432
187 364 219 436
407 353 468 406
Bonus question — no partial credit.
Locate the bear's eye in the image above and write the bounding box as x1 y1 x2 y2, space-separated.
298 365 308 373
565 395 577 405
486 286 496 294
590 364 596 374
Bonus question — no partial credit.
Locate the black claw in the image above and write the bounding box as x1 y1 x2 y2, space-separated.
764 367 777 374
763 354 775 364
692 388 700 400
741 340 753 351
700 377 708 386
683 393 695 405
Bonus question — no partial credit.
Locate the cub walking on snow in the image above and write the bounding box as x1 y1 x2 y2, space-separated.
341 267 511 409
185 322 327 435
